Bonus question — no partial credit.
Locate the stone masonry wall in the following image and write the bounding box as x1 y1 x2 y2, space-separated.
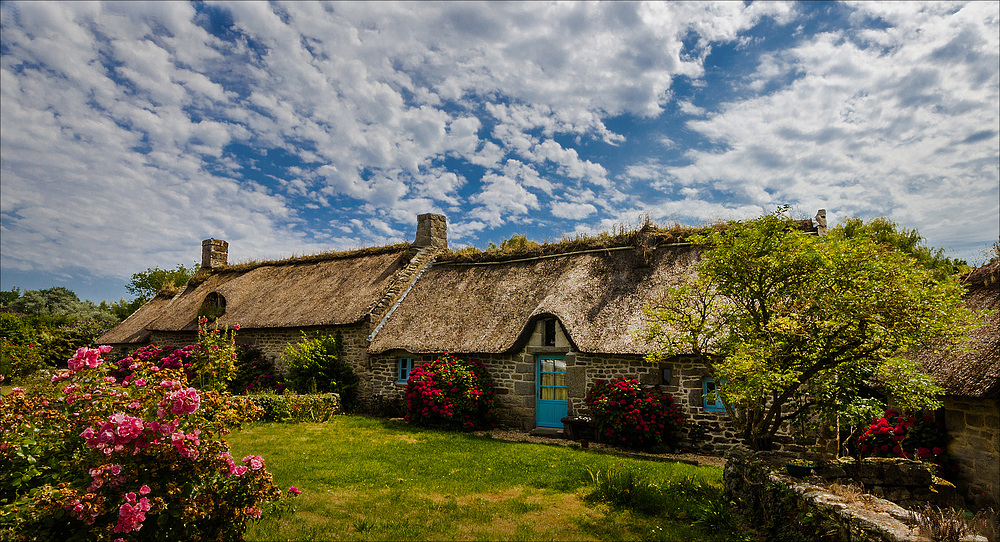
944 395 1000 508
368 319 745 451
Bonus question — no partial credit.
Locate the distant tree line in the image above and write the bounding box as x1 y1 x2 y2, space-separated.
1 264 197 382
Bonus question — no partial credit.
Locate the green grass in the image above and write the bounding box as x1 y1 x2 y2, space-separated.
225 416 732 541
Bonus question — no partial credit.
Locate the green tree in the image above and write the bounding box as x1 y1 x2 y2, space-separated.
643 210 978 450
0 287 22 307
829 217 968 279
8 287 112 320
125 263 198 304
281 332 359 410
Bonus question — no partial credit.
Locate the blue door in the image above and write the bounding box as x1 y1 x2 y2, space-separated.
536 355 567 427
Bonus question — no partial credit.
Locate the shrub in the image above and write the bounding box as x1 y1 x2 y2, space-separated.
230 346 286 395
1 312 117 371
281 332 358 411
245 393 340 423
0 339 45 383
0 346 293 541
858 409 955 475
0 312 35 344
584 377 684 450
190 318 238 392
404 354 496 430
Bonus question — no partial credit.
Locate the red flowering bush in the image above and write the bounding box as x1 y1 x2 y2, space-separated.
405 354 496 430
858 409 953 473
0 345 294 541
585 378 684 450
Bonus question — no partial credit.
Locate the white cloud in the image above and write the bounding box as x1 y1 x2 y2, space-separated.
3 0 993 303
551 201 598 220
658 2 998 256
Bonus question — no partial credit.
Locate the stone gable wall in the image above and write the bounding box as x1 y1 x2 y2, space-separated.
944 395 1000 508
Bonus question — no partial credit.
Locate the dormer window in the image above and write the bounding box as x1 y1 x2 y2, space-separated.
198 292 226 320
543 319 557 346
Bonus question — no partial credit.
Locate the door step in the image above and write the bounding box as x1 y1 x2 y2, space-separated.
529 427 565 438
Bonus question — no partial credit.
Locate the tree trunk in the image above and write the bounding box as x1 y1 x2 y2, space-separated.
747 436 773 451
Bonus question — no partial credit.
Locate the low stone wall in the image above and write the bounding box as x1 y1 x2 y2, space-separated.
812 457 960 509
724 448 987 542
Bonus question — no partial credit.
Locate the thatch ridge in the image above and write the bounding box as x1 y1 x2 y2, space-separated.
368 244 704 355
437 217 817 265
188 242 411 287
437 223 715 264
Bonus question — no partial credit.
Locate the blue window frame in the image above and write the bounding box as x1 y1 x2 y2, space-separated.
702 377 727 412
397 357 415 383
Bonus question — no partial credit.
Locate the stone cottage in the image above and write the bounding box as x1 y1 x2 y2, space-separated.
99 214 447 401
914 258 1000 508
99 211 826 453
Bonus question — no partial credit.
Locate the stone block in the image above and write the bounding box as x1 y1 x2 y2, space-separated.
513 381 535 395
946 409 966 432
566 366 586 397
515 363 534 374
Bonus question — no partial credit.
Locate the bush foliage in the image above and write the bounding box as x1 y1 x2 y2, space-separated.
244 393 340 423
858 409 955 475
585 377 684 450
0 345 293 541
281 333 358 411
404 354 496 430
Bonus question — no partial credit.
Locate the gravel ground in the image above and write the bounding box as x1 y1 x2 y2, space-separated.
474 428 727 468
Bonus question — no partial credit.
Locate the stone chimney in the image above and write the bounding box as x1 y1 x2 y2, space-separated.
414 213 447 248
813 209 827 236
201 238 229 270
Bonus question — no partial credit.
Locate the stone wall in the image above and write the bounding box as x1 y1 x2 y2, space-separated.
369 320 742 452
724 448 988 542
944 395 1000 508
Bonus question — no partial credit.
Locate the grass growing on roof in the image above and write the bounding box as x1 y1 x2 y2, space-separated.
225 416 732 541
438 221 726 265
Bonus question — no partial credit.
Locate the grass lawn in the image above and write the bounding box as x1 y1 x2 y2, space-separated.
226 416 731 541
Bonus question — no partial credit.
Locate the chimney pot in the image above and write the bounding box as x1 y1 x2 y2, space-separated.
201 239 229 269
414 213 447 248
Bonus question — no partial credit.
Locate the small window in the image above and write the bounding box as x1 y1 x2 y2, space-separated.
397 357 415 383
703 377 727 412
543 319 556 346
198 292 226 320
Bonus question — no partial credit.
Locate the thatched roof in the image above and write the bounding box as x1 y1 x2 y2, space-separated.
156 248 409 332
368 244 701 355
97 292 177 345
916 259 1000 399
99 247 411 342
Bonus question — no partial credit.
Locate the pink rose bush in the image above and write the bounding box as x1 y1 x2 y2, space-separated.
585 377 685 451
404 354 497 430
1 344 288 541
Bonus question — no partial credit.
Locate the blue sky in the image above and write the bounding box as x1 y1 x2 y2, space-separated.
2 1 998 304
